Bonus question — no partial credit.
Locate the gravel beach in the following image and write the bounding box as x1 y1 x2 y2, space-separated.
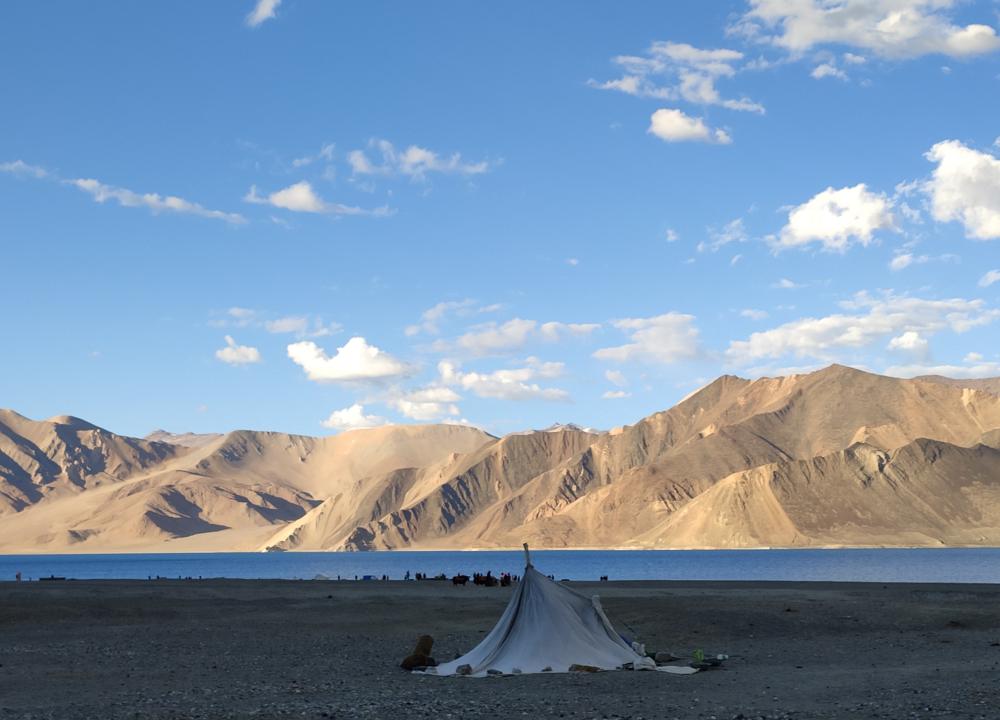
2 579 999 719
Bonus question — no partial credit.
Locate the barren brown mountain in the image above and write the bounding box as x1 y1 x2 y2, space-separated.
2 365 999 553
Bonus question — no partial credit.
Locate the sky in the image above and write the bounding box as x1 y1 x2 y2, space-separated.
2 0 1000 438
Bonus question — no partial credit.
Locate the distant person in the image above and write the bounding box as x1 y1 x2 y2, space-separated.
15 571 21 582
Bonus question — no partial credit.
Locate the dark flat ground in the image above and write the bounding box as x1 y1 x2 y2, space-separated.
1 579 999 719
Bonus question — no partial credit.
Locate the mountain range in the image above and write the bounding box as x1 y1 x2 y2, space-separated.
2 364 999 553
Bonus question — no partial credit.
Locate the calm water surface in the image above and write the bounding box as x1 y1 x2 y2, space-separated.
1 548 999 583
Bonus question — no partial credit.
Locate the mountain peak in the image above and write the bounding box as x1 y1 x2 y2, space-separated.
45 415 100 430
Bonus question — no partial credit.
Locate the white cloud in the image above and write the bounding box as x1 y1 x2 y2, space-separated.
348 139 489 180
965 352 984 363
605 369 628 387
590 41 765 114
887 330 928 355
320 404 386 431
287 337 412 382
245 182 391 216
665 228 679 242
215 336 261 365
447 318 599 356
246 0 281 27
741 308 769 320
735 0 1000 59
439 361 569 402
566 257 580 266
699 217 747 252
0 160 47 178
771 278 803 289
811 63 847 80
843 53 867 64
648 109 731 144
388 386 462 421
70 178 245 224
980 270 1000 287
727 292 999 365
593 312 701 364
602 390 631 399
773 184 894 251
923 140 1000 240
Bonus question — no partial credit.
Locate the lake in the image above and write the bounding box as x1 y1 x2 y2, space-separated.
2 548 999 583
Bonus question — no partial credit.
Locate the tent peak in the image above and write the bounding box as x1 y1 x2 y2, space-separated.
523 542 533 569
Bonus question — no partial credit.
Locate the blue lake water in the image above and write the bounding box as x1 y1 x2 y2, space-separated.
1 548 999 583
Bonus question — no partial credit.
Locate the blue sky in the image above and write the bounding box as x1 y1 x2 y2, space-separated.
2 0 1000 437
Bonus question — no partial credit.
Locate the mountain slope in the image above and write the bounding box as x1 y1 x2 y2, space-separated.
2 365 1000 552
0 420 493 552
0 410 182 514
265 366 1000 551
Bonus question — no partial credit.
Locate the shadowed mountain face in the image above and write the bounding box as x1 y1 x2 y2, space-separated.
0 410 181 514
2 365 1000 552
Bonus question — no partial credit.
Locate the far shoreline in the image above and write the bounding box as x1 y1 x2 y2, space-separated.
3 543 1000 556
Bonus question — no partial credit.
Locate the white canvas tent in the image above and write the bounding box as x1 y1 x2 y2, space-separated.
424 545 660 677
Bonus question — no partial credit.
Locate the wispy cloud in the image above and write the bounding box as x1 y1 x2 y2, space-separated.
699 218 747 252
292 143 335 168
602 390 631 399
1 160 246 224
264 315 340 338
590 41 765 114
72 178 247 224
980 270 1000 288
0 160 47 178
246 0 282 28
347 139 490 180
405 299 488 337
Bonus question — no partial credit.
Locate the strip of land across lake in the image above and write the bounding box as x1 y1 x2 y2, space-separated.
2 579 998 719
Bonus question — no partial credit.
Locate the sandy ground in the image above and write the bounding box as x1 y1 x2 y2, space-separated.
1 579 999 719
